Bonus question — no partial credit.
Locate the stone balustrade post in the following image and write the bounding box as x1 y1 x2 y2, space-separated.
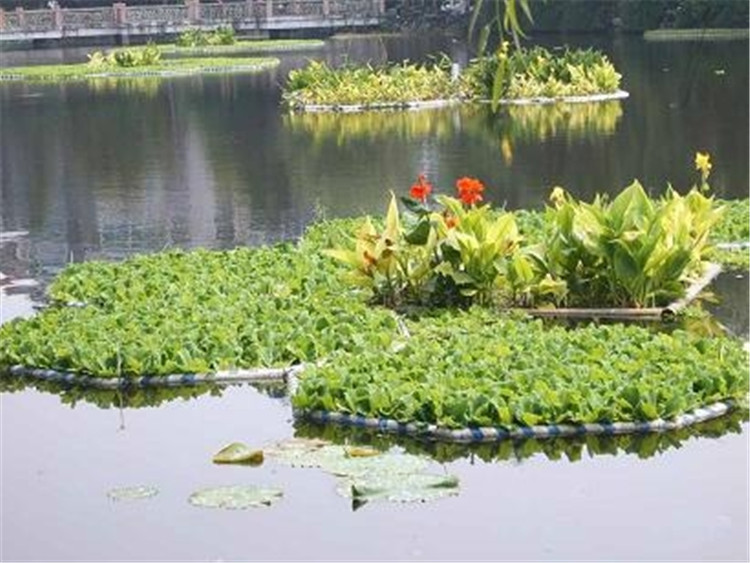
378 0 385 15
53 4 62 29
15 7 25 29
113 2 127 25
322 0 329 17
186 0 200 23
265 0 272 19
0 9 5 31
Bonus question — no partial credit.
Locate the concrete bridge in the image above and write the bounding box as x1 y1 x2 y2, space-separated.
0 0 385 43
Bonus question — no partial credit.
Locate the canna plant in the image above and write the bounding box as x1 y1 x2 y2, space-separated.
325 175 561 308
327 154 725 310
542 174 723 308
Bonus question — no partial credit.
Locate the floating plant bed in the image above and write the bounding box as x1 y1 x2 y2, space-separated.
290 92 630 113
489 90 629 106
162 39 326 56
4 364 299 389
296 98 464 113
284 45 627 113
0 57 280 82
1 172 747 442
644 28 750 41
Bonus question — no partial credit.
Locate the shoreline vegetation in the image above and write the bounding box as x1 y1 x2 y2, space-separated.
161 38 326 55
643 28 750 41
283 44 625 112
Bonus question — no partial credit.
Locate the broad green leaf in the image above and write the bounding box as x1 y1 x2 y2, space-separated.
404 219 431 245
337 472 459 504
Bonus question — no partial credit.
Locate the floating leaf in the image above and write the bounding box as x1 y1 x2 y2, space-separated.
264 437 333 467
267 439 428 478
188 485 283 510
107 485 159 501
337 472 459 504
212 442 264 465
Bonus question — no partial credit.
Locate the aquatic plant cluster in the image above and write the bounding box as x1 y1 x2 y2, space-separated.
282 44 622 108
709 198 750 269
0 164 747 430
165 38 326 55
0 56 280 81
0 245 398 376
283 58 463 107
327 173 722 309
87 43 163 69
293 308 748 428
462 43 622 101
175 27 237 48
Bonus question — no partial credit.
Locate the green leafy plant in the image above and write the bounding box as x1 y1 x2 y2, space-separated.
4 56 279 82
541 157 723 307
0 245 398 377
88 43 162 69
283 58 467 108
325 175 563 308
176 27 236 48
294 307 749 428
462 43 622 105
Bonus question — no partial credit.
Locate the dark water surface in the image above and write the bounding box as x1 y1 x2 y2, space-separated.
1 34 748 561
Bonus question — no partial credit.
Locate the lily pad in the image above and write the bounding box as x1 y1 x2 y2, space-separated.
188 485 283 510
212 442 264 465
337 472 459 504
107 485 159 501
267 439 428 477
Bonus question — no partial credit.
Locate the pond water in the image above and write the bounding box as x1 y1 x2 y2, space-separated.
1 34 748 561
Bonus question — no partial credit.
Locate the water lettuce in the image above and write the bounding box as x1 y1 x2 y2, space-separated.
293 307 749 428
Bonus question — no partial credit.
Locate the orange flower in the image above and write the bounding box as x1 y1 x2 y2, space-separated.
409 173 432 203
443 210 459 229
363 250 377 266
456 176 484 206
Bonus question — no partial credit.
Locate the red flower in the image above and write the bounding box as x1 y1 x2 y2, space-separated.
409 173 432 203
456 176 485 206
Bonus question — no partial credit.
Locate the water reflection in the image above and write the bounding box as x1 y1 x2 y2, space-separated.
282 100 623 154
2 36 747 274
295 407 749 465
707 272 750 339
0 377 224 409
84 76 164 98
0 376 289 409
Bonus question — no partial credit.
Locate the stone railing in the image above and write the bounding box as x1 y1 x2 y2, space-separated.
0 0 384 39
